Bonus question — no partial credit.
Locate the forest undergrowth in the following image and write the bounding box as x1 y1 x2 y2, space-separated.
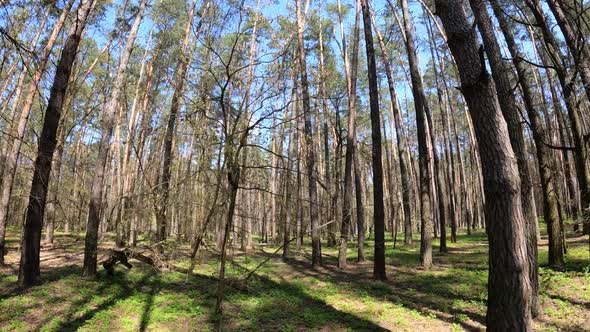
0 228 588 332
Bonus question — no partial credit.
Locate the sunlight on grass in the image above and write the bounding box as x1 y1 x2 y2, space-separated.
0 229 588 331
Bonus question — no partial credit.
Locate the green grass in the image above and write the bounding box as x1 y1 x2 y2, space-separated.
0 228 588 331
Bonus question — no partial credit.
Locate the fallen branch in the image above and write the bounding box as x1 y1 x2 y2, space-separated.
103 247 248 292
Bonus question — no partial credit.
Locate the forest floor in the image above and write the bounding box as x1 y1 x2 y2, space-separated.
0 227 589 332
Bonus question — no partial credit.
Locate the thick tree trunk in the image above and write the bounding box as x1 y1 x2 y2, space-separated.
436 0 533 329
490 0 562 314
0 0 74 265
17 0 94 287
470 1 540 281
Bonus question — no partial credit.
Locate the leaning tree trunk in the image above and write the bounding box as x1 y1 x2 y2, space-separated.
83 0 146 277
156 0 203 243
17 0 94 287
295 0 321 267
490 0 563 314
337 0 360 268
546 0 590 104
472 2 537 255
399 0 433 268
473 0 548 317
470 0 541 281
360 0 386 280
525 0 590 237
436 0 533 330
0 0 74 265
371 11 413 247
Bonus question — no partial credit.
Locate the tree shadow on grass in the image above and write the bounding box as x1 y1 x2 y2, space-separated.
56 269 153 331
1 259 393 331
139 275 160 331
271 253 486 331
223 271 389 331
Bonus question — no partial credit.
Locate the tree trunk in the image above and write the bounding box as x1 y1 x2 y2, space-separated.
83 0 146 277
0 0 74 264
360 0 386 280
156 0 202 243
44 127 66 245
17 0 94 287
471 0 541 287
546 0 590 104
490 0 563 315
317 0 334 248
371 11 413 247
399 0 433 268
525 0 590 237
436 0 533 329
295 0 321 267
337 0 360 268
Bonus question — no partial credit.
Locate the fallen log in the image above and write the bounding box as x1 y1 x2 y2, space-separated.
102 247 248 292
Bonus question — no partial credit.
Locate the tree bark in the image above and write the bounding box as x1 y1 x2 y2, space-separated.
436 0 533 329
490 0 563 315
470 1 540 280
360 0 386 280
0 0 74 264
371 11 413 247
83 0 146 277
17 0 94 286
337 0 360 268
295 0 321 267
399 0 433 268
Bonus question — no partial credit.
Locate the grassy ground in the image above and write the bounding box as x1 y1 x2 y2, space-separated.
0 227 588 331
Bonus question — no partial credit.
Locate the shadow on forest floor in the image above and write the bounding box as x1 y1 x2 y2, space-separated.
0 230 588 331
0 257 388 331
